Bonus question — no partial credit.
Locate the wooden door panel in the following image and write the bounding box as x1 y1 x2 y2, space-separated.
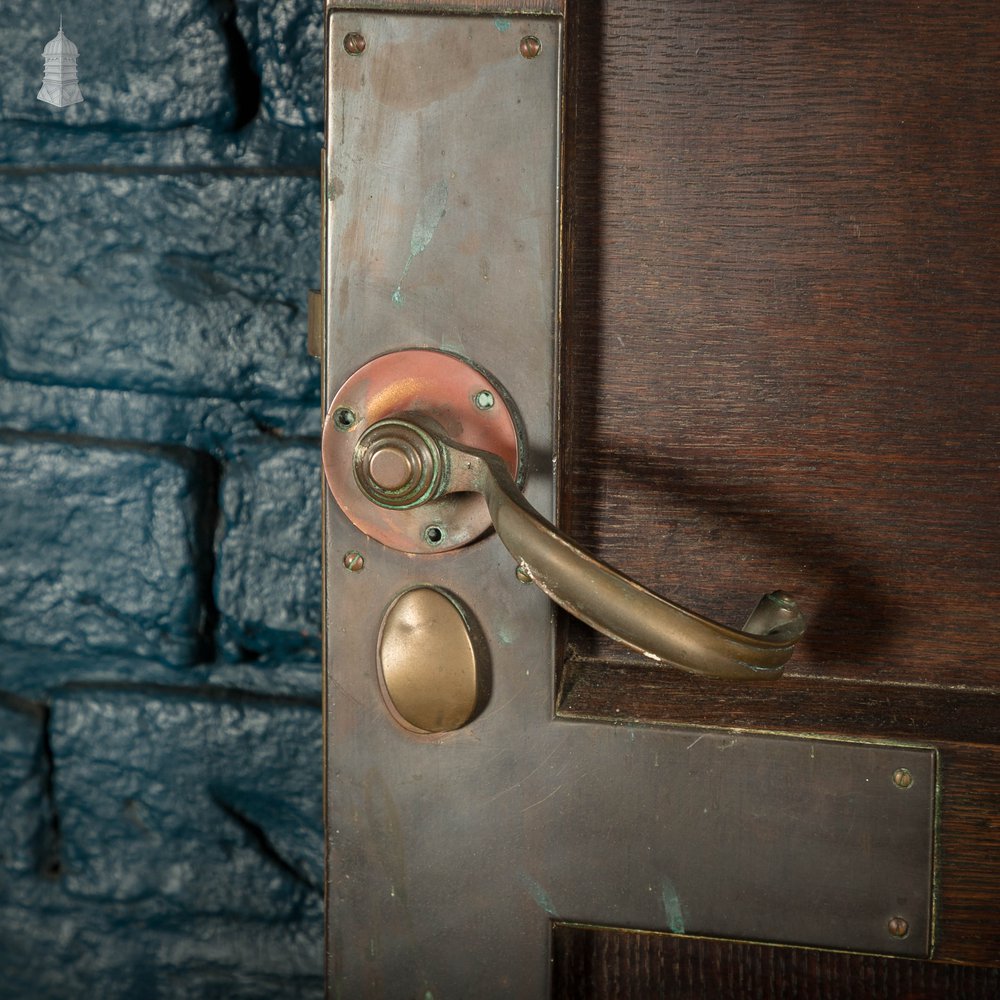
323 0 1000 992
557 0 1000 976
553 929 1000 999
558 0 1000 982
562 0 999 691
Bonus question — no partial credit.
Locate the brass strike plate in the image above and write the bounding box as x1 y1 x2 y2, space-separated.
322 11 937 995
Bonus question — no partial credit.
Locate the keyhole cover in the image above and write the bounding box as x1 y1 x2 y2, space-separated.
377 586 485 733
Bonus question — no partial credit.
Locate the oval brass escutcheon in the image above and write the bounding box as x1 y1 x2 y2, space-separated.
377 586 482 734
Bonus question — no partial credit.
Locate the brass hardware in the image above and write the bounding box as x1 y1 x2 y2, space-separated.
322 346 804 679
377 586 483 733
331 407 356 432
342 550 364 573
320 15 936 989
354 418 447 511
519 35 542 59
322 349 523 554
888 916 910 939
345 414 804 679
307 289 322 359
343 32 366 56
366 444 414 492
893 767 914 789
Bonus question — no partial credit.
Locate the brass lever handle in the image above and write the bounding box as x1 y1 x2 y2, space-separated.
353 416 805 680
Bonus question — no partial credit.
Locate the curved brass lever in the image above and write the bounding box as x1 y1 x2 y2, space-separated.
353 416 805 680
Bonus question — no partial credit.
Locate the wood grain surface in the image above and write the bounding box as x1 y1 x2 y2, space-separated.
557 0 1000 982
552 927 1000 999
561 0 999 690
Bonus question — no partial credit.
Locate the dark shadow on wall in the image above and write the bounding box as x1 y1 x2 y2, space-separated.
213 0 262 130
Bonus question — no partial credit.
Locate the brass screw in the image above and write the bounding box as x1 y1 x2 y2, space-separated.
333 407 357 432
423 524 446 546
474 389 495 410
343 550 365 572
519 36 541 59
893 768 913 789
515 563 533 584
344 32 366 55
887 916 909 939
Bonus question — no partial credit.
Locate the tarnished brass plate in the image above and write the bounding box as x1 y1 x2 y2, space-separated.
323 349 522 552
322 11 937 998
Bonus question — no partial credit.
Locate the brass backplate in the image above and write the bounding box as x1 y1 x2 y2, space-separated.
322 11 936 997
322 349 523 553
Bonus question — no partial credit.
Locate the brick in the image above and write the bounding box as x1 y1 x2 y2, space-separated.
0 377 318 453
0 646 322 701
0 648 184 700
0 902 324 999
0 434 211 665
0 173 320 403
0 0 323 169
0 5 233 132
216 440 322 661
50 688 323 913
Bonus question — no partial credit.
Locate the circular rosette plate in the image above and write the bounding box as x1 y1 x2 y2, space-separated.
323 349 523 553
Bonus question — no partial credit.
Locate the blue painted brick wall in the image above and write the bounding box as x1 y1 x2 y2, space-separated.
0 4 324 996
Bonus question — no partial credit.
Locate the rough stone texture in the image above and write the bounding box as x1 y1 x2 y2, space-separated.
51 689 323 907
236 0 325 131
0 699 50 878
0 0 323 168
0 4 234 130
0 173 320 403
0 689 323 999
216 440 322 661
0 434 212 665
0 647 322 702
0 375 319 453
0 125 322 169
0 0 326 991
0 908 324 1000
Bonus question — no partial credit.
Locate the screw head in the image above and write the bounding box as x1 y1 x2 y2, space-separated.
473 389 495 410
887 916 909 939
893 767 913 789
515 562 533 584
343 550 365 572
423 524 446 546
333 407 357 431
519 35 541 59
343 32 366 55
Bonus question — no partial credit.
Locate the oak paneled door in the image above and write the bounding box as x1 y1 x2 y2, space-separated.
321 1 1000 996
